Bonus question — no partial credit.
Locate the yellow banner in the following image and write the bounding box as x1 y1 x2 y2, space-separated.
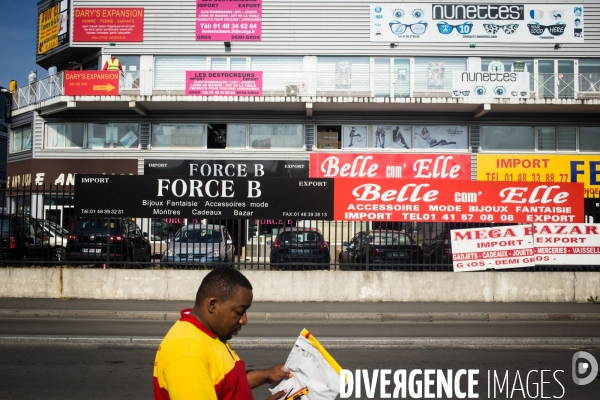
477 154 600 198
38 4 60 54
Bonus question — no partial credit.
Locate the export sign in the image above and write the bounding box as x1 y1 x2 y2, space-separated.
533 223 600 264
309 154 471 180
196 0 262 41
477 154 600 197
451 225 535 272
333 179 584 223
186 71 262 96
74 175 333 220
64 71 119 96
73 8 144 42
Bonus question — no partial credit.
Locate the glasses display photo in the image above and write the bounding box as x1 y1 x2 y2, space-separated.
527 23 566 36
452 90 471 96
389 21 428 35
483 23 520 34
437 21 473 34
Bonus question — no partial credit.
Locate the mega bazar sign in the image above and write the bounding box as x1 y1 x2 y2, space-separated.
371 3 584 43
309 154 471 180
144 159 308 178
74 175 333 220
477 154 600 197
333 179 584 223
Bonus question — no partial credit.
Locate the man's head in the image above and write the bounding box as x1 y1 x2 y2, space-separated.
193 267 253 341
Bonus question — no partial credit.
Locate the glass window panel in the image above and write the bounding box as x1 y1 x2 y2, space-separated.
87 123 139 149
231 58 247 70
11 126 31 152
557 127 576 151
46 123 84 148
480 126 535 151
152 123 206 148
414 57 467 91
579 127 600 151
211 58 227 70
227 124 247 148
413 125 468 150
12 130 22 152
249 124 303 149
394 59 410 97
537 127 555 151
374 59 390 98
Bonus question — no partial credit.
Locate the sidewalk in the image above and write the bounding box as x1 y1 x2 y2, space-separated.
1 298 599 322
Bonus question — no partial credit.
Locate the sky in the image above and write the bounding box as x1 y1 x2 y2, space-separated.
0 1 43 89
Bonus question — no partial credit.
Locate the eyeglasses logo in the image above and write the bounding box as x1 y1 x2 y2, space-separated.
527 22 566 36
483 23 519 35
572 351 598 386
389 21 428 35
453 90 470 97
437 21 473 35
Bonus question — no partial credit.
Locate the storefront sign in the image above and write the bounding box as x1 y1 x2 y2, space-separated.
452 71 530 98
532 223 600 264
451 225 535 272
333 179 584 222
37 0 69 54
144 159 308 178
310 154 471 180
371 3 584 43
477 154 600 198
6 159 138 189
74 175 333 220
64 71 119 96
73 8 144 42
196 0 262 41
185 71 262 96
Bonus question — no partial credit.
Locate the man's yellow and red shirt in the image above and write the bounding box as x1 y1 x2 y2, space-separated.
153 309 253 400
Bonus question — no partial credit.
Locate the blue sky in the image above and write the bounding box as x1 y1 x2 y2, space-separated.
0 1 43 89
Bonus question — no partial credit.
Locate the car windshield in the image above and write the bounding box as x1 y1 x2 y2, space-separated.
278 231 322 244
370 232 414 245
174 229 221 243
39 220 69 236
74 219 118 234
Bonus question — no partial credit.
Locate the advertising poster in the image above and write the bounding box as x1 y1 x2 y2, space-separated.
144 159 309 178
196 0 262 41
74 175 333 220
451 225 535 272
64 71 120 96
310 153 471 180
185 71 262 96
533 223 600 264
413 125 468 150
428 62 445 88
37 0 69 54
335 62 352 88
333 179 584 222
477 154 600 198
73 8 144 42
371 3 584 43
341 126 368 149
452 71 530 98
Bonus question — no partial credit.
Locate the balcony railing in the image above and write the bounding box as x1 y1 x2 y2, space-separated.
11 71 600 110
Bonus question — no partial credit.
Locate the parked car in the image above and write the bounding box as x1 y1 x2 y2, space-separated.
268 227 330 270
0 214 51 262
66 218 151 265
161 224 235 267
34 218 69 262
339 230 423 270
150 219 184 239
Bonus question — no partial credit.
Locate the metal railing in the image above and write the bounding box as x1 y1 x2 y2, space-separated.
12 71 600 111
1 184 598 271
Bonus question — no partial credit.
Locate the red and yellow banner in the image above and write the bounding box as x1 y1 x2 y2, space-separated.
477 154 600 198
64 71 119 96
38 4 60 54
73 8 144 42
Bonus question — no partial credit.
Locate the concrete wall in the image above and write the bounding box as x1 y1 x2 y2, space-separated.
0 269 598 302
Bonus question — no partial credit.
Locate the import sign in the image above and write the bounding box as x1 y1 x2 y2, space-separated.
64 71 119 96
186 71 262 96
74 175 333 220
333 179 584 223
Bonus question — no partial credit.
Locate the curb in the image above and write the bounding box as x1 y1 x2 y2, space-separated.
1 335 600 348
1 309 600 322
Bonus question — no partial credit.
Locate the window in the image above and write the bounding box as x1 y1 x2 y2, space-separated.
11 125 32 153
580 127 600 151
414 57 467 91
579 59 600 92
249 124 303 149
482 126 586 152
481 126 535 151
87 123 139 149
154 56 207 90
152 123 206 148
46 123 84 148
118 55 141 90
317 57 370 93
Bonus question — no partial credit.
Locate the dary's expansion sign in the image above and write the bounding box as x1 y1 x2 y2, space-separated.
64 71 119 96
333 179 584 223
477 154 600 198
74 175 333 220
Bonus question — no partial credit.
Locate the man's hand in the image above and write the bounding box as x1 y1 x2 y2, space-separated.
266 390 288 400
247 363 292 388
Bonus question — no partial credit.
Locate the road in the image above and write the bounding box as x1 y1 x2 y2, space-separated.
0 343 598 399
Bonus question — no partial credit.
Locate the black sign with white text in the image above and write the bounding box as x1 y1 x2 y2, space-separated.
74 175 333 220
144 159 309 178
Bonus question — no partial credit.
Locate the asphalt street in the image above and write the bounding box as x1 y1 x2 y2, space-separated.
0 343 598 400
